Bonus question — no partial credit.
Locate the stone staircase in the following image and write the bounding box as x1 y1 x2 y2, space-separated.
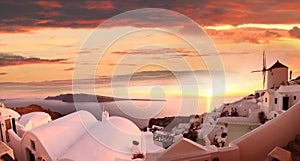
284 135 300 161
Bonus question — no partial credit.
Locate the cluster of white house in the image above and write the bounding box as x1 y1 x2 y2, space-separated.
0 108 166 161
153 60 300 161
257 60 300 119
155 60 300 148
0 60 299 161
220 60 300 123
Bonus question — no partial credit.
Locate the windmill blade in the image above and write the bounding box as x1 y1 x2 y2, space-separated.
263 50 267 71
251 50 267 89
263 70 266 88
262 50 267 89
251 70 262 73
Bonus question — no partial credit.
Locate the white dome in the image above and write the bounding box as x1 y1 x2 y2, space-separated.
0 108 20 118
108 116 140 135
86 116 142 154
18 112 51 130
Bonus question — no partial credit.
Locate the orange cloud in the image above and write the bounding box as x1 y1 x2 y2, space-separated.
1 0 300 33
289 26 300 39
63 68 74 71
35 1 62 8
85 1 114 10
35 20 54 25
206 27 289 44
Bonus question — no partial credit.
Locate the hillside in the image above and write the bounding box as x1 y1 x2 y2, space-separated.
10 104 63 120
45 93 164 103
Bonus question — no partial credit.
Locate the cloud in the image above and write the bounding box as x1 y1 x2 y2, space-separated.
0 53 66 67
63 68 74 71
111 48 196 55
107 63 137 67
289 26 300 39
0 67 225 98
34 1 62 9
220 51 252 55
111 47 249 60
177 24 207 36
264 30 281 38
206 27 287 44
84 1 114 10
1 0 300 32
243 37 260 44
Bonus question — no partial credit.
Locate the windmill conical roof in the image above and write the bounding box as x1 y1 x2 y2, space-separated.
268 60 288 70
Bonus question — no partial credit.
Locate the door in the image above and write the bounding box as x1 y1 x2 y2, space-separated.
283 96 289 110
26 148 35 161
0 123 3 142
5 119 11 142
12 118 16 133
1 153 14 161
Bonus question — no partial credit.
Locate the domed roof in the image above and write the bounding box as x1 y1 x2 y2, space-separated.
18 112 51 129
107 116 140 135
0 108 20 118
19 112 50 123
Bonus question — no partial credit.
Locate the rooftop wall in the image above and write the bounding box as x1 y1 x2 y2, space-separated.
232 102 300 161
8 129 21 160
160 146 239 161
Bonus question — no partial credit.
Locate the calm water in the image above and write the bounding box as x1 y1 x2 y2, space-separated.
2 96 242 128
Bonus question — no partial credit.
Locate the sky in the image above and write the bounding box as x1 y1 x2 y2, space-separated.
1 0 300 100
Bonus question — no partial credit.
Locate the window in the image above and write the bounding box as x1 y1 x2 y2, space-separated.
275 98 277 104
294 96 297 100
5 119 11 142
212 157 220 161
265 98 268 102
272 157 280 161
30 140 36 150
5 119 11 130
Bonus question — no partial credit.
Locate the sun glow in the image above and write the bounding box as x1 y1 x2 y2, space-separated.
204 23 300 31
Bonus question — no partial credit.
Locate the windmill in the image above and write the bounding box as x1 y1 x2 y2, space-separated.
252 51 267 89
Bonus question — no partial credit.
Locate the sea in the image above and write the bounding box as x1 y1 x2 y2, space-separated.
2 96 242 129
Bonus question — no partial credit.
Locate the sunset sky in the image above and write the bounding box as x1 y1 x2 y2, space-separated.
1 0 300 100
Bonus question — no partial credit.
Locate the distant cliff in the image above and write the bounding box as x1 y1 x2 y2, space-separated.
45 93 164 103
11 104 63 120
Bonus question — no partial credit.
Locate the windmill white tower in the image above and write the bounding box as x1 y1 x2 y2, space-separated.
252 51 267 89
266 60 288 90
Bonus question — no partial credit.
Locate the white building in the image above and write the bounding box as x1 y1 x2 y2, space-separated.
256 60 300 119
0 108 20 143
0 107 19 160
0 107 164 161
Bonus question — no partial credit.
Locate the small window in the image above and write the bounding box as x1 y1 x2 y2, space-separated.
265 98 268 102
31 140 36 150
212 157 220 161
275 98 278 104
5 119 11 130
294 96 297 100
272 157 280 161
